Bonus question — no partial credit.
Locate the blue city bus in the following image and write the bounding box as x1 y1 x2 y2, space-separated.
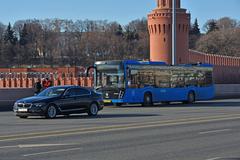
91 60 215 106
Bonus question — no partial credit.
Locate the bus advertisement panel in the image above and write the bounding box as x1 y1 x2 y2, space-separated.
93 60 215 106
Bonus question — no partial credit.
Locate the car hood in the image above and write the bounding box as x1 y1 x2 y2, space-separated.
16 96 56 103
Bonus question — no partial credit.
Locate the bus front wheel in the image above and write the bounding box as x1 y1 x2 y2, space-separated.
114 103 123 107
186 92 195 104
142 93 153 107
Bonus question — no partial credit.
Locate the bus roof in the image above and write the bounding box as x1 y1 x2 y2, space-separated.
95 60 213 68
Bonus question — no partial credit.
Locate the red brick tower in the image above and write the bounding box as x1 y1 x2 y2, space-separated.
148 0 190 64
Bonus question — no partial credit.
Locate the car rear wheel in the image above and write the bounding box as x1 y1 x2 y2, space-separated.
46 105 57 119
88 103 99 116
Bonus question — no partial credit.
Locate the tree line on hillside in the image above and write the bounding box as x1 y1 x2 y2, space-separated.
0 19 149 67
0 17 239 67
189 17 240 56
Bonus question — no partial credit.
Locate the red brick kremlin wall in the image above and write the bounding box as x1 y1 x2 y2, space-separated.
0 67 94 88
189 50 240 84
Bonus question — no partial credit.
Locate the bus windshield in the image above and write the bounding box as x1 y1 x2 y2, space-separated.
96 64 125 89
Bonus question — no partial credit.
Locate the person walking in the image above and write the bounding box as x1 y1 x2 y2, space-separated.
34 79 42 94
46 78 52 88
42 78 48 90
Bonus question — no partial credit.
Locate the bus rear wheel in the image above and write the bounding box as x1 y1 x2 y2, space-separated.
162 101 170 105
142 93 153 107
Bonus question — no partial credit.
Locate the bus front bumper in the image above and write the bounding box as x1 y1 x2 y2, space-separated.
103 99 124 104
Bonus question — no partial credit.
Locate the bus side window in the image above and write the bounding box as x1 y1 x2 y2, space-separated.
154 70 170 88
205 71 213 86
127 70 138 88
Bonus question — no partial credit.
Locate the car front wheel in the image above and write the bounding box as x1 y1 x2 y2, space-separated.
46 105 57 119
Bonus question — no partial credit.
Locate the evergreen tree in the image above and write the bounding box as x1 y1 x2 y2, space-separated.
190 18 201 36
3 23 17 45
189 18 201 49
115 25 123 37
204 20 219 34
124 26 139 41
19 23 28 46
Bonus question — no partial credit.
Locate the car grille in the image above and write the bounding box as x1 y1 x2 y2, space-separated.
17 103 32 108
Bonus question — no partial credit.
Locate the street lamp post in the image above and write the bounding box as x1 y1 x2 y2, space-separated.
172 0 176 65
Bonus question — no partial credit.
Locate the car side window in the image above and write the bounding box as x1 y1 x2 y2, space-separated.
75 88 90 96
64 89 76 97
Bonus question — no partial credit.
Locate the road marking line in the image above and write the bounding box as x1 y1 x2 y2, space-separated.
23 147 82 157
18 143 75 148
0 145 17 149
199 129 232 135
1 114 240 142
206 157 220 160
0 143 74 149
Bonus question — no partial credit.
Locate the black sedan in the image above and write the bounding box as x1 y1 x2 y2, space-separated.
13 86 104 119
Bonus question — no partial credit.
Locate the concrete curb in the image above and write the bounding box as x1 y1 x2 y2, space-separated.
0 101 15 112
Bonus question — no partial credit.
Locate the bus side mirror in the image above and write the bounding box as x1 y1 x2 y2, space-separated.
127 69 131 78
86 66 96 77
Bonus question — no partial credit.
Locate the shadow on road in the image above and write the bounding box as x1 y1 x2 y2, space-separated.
2 100 240 113
117 101 240 108
175 101 240 108
26 113 160 120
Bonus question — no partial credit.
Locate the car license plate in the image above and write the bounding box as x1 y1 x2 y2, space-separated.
18 108 28 112
104 100 112 103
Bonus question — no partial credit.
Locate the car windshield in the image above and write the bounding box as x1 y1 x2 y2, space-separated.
38 87 66 97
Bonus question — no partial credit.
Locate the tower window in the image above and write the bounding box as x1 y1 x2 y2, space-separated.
158 24 161 34
151 25 154 33
163 24 166 34
162 0 166 7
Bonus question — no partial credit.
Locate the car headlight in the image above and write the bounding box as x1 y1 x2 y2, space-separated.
14 102 18 107
13 102 18 110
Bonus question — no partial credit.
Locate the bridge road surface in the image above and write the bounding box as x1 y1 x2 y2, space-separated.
0 99 240 160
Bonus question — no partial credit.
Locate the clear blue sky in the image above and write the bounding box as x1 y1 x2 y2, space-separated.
0 0 239 30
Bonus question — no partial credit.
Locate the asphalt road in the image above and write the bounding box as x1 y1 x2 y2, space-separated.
1 99 240 160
